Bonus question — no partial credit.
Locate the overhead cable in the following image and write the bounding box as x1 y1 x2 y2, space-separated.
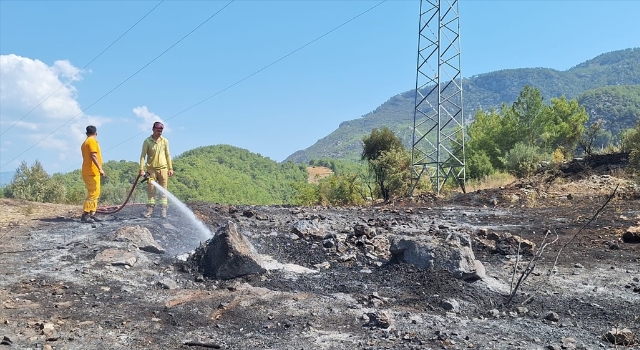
0 0 165 137
2 0 235 170
93 1 389 168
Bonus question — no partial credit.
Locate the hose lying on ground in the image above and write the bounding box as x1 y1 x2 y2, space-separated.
95 173 143 215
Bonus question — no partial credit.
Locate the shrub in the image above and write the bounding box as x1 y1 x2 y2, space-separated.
503 143 543 178
5 160 66 203
292 182 319 206
317 174 365 206
551 148 565 164
466 151 495 180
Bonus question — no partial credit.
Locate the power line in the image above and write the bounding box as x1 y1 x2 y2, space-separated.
1 0 235 171
0 0 165 137
94 0 389 168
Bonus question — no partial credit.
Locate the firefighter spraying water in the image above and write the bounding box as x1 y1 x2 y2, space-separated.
139 121 174 219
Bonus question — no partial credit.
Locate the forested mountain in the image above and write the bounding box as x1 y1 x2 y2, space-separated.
577 85 640 136
171 145 308 204
286 48 640 163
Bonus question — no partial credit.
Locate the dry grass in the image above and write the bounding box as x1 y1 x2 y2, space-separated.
307 166 333 184
465 172 517 192
0 198 77 227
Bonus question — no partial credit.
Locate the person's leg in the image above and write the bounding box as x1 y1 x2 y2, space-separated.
90 175 102 221
82 175 98 223
156 168 169 218
144 168 158 217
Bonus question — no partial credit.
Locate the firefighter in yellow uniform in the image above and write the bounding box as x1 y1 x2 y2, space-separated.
139 121 174 218
80 125 105 223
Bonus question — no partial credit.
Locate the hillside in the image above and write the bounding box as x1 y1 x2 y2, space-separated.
286 48 640 163
577 85 640 136
171 145 308 205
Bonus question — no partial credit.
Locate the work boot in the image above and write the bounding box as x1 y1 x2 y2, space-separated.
81 212 94 223
160 206 168 219
90 213 102 222
143 205 154 218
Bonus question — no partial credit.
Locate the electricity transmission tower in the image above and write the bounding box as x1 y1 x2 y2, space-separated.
410 0 465 195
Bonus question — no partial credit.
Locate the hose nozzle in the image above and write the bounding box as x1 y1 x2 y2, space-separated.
140 172 154 184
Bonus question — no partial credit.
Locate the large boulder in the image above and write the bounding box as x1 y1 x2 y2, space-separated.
389 232 485 281
191 221 266 280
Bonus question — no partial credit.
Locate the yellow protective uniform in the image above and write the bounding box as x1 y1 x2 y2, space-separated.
139 136 172 206
82 174 101 212
81 136 103 213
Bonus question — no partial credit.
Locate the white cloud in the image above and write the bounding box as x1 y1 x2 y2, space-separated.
0 54 108 172
52 59 84 81
0 54 83 120
23 133 73 153
132 106 169 132
11 121 38 130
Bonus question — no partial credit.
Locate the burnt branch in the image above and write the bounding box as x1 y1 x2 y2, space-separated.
549 184 618 274
507 229 558 305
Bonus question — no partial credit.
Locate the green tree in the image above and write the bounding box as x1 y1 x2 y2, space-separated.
5 160 66 203
361 127 405 201
466 150 495 179
465 108 509 172
372 148 412 199
540 96 588 156
465 85 591 179
361 127 404 162
51 170 86 204
622 121 640 175
579 120 610 156
508 85 547 147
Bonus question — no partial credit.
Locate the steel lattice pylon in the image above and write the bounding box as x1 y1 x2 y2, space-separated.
410 0 465 195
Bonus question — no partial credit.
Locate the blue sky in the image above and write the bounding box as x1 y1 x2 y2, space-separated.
1 0 638 175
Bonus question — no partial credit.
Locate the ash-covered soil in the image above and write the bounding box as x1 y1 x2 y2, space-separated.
1 171 639 350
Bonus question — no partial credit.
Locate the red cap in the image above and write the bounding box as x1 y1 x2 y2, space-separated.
153 122 164 129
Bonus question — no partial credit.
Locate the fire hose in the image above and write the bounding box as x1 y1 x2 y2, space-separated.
95 172 154 215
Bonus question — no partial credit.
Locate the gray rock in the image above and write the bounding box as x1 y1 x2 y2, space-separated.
365 311 392 328
94 248 137 267
389 233 484 281
603 327 636 346
545 311 559 322
440 298 460 313
192 221 266 279
114 225 166 254
291 219 325 239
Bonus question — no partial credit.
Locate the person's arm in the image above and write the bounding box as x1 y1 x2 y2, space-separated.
165 139 174 177
139 141 148 176
91 152 105 177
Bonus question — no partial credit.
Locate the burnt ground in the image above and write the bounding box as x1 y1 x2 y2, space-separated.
1 169 639 350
